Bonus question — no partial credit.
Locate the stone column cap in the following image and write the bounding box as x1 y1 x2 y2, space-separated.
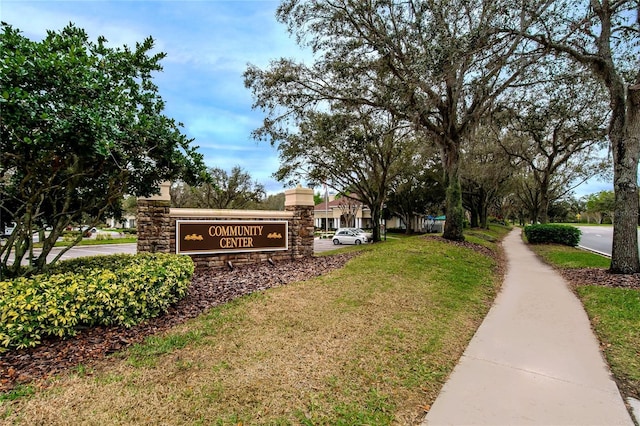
138 181 171 201
284 185 314 207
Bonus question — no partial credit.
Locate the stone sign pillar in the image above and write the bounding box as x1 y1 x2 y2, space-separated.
285 185 315 258
137 182 171 253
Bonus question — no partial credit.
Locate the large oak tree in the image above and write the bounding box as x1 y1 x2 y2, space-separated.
460 125 516 229
269 107 413 242
497 72 610 224
511 0 640 272
245 0 542 241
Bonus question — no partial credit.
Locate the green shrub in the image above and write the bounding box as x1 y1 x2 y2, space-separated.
488 216 507 225
62 230 82 242
0 253 194 351
524 224 581 247
47 254 141 275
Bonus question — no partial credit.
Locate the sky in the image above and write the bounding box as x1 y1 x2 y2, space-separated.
1 0 312 194
1 0 614 198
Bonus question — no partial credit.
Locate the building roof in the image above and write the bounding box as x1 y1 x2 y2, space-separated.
314 197 369 212
314 199 343 211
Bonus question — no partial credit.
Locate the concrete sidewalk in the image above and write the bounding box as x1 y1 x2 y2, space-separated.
423 228 633 425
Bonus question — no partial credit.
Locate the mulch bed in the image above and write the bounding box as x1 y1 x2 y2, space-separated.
429 235 499 261
559 267 640 290
0 252 358 393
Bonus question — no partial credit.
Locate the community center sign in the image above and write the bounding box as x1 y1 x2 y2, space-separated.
176 220 288 255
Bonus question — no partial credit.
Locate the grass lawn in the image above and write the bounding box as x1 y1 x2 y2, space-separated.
528 244 640 401
1 227 507 425
32 237 137 249
527 244 611 269
58 237 137 247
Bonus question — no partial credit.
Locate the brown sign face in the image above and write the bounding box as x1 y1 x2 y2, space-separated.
176 220 288 255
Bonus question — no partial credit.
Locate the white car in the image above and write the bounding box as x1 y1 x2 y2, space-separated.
336 227 373 240
332 229 368 245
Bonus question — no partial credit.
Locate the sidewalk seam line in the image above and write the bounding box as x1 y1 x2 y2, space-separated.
461 354 624 397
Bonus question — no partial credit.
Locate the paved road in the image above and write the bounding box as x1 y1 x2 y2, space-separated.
45 243 138 262
577 226 614 256
9 238 344 265
5 243 138 266
314 237 343 253
576 225 640 257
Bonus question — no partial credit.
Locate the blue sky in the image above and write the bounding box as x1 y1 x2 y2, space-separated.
1 0 613 198
2 0 310 194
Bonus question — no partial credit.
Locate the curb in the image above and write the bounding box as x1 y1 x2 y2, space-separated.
628 397 640 425
578 245 611 258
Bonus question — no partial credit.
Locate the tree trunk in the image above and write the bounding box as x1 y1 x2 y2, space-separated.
478 188 489 229
466 192 479 228
441 141 465 241
401 211 413 234
610 80 640 273
480 201 489 229
539 179 550 224
469 208 479 228
371 204 382 243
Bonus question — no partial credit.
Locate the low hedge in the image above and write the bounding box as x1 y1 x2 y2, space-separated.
524 224 581 247
0 253 194 351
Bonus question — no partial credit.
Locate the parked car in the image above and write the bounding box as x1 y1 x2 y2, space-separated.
336 227 373 240
332 229 368 245
80 226 98 237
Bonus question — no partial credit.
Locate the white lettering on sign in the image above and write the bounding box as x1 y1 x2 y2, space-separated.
208 225 264 237
220 237 254 248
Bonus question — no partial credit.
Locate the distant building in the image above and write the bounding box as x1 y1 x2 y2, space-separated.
314 197 438 232
314 197 372 230
105 214 136 229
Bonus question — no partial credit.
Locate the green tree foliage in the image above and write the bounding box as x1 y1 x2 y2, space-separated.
122 196 138 216
257 192 285 211
0 24 206 277
547 198 574 223
387 150 445 233
509 0 639 272
245 0 542 242
265 108 412 242
586 190 616 224
198 166 265 209
461 123 516 229
170 166 265 209
497 73 609 224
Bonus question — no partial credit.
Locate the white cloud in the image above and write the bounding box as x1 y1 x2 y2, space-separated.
3 2 149 47
573 179 613 198
3 0 302 195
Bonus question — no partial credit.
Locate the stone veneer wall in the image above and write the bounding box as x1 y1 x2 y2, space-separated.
284 203 315 259
137 185 315 269
136 200 171 254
